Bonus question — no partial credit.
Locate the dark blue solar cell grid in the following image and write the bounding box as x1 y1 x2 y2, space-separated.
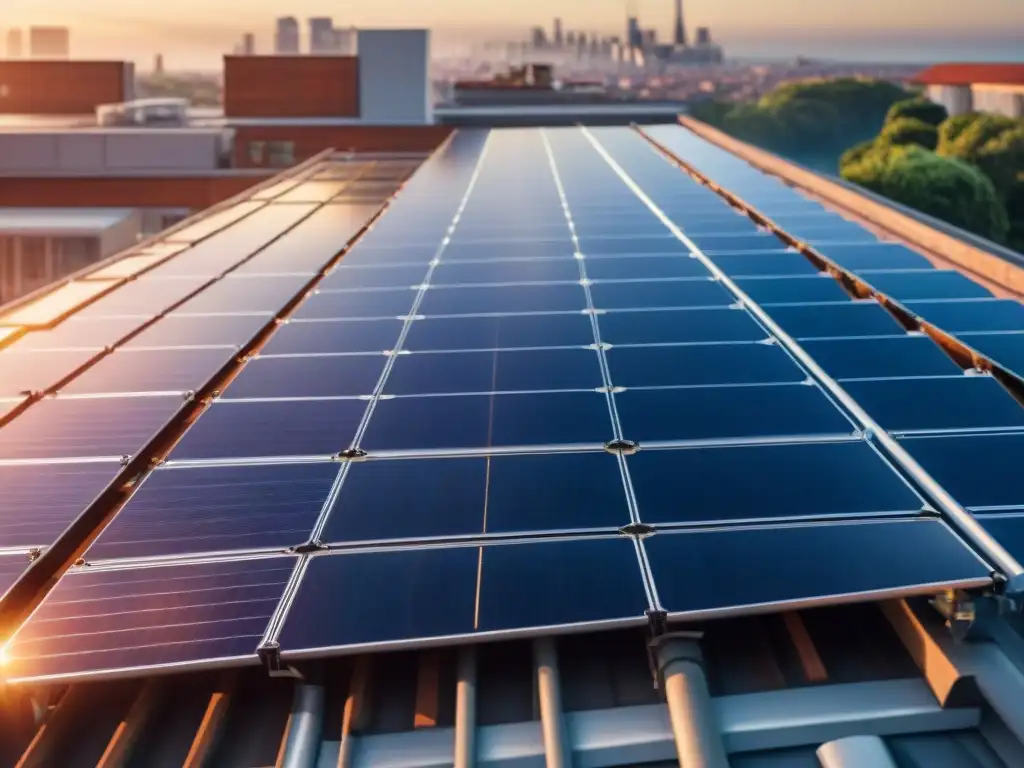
579 236 686 256
385 348 603 395
813 244 934 272
0 395 184 460
590 279 732 310
959 333 1024 378
571 216 665 238
442 240 574 261
766 302 905 339
277 537 648 654
977 515 1024 565
176 275 312 315
430 259 582 285
321 452 630 543
737 276 852 305
0 463 122 549
645 519 991 618
169 399 366 461
260 319 405 355
88 463 340 560
583 255 710 281
61 348 236 395
711 253 820 277
799 336 962 380
675 216 760 236
900 433 1024 509
866 271 993 301
842 376 1024 434
607 342 804 388
599 308 765 345
630 441 921 526
4 556 296 682
223 354 387 398
689 233 787 254
290 288 419 320
360 391 611 452
418 284 586 315
403 313 594 351
339 244 439 266
125 313 270 349
616 383 852 443
905 300 1024 334
319 264 428 290
795 227 881 245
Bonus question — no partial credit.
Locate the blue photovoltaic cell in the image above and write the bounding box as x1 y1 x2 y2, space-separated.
842 376 1024 434
590 279 732 310
124 313 270 349
360 391 611 451
60 348 236 394
431 259 583 285
799 336 962 380
630 441 921 526
419 284 586 315
616 383 852 443
645 519 991 618
736 276 852 305
223 354 387 398
676 217 760 236
176 276 312 315
977 516 1024 564
319 264 428 290
0 395 184 460
900 433 1024 509
277 537 648 655
812 243 934 272
0 463 122 549
904 300 1024 333
0 350 101 396
168 399 366 461
339 244 439 266
260 319 405 355
687 233 787 253
607 342 804 388
0 555 29 599
3 556 296 682
599 308 765 345
958 333 1024 378
765 302 905 339
583 255 710 281
386 347 602 394
795 227 881 245
710 253 820 277
76 277 212 318
403 313 594 351
570 217 662 237
321 452 630 543
290 288 418 320
578 236 686 256
442 240 574 261
865 270 993 301
87 463 339 560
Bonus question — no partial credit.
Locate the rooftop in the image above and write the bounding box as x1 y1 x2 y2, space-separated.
0 126 1023 766
913 62 1024 86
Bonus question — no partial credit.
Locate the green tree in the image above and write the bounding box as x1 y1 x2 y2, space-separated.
842 145 1009 242
839 139 879 171
939 113 1020 163
764 97 842 152
878 117 940 151
1006 174 1024 251
722 103 786 150
885 98 948 127
970 126 1024 198
937 112 985 150
688 99 732 127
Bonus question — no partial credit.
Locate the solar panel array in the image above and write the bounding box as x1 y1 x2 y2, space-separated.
1 126 1018 685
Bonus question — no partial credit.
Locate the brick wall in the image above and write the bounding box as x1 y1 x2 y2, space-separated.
224 56 360 118
0 61 132 115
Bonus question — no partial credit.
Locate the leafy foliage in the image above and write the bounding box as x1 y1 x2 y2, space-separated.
885 98 948 128
878 117 940 151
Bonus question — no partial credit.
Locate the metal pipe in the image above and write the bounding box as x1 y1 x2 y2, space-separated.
454 646 478 768
583 124 1024 590
280 681 325 768
337 657 372 768
535 637 573 768
655 636 730 768
817 735 898 768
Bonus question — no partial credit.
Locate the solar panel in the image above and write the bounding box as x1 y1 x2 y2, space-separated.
275 181 349 203
958 332 1024 378
582 254 710 281
975 515 1024 564
798 336 963 380
85 253 169 281
122 313 271 350
224 354 387 398
598 307 765 345
291 288 418 320
75 276 213 318
338 243 438 266
403 313 595 351
320 264 429 290
687 233 787 254
259 319 405 355
900 433 1024 510
735 276 852 305
644 519 991 620
442 240 575 261
7 317 145 351
0 463 122 549
162 201 266 244
0 281 122 328
813 243 935 272
2 556 297 683
430 258 584 285
606 342 804 388
419 283 587 315
766 303 906 340
865 270 993 301
58 347 237 395
905 299 1024 333
589 279 732 310
710 252 820 277
174 275 312 315
578 236 686 256
87 463 340 561
0 394 186 460
0 350 103 396
0 554 32 598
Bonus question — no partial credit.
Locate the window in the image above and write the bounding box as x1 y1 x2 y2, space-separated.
54 237 99 275
20 237 47 281
248 141 266 166
267 141 296 168
162 213 188 230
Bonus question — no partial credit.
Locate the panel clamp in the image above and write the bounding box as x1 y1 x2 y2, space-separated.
335 448 369 462
290 541 327 554
619 522 655 537
604 439 640 456
258 642 303 679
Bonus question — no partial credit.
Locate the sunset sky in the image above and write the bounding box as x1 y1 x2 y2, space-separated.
5 0 1024 68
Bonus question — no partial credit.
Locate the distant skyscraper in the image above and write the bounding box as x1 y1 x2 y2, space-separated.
566 31 577 46
530 26 547 49
674 0 687 46
242 33 255 56
309 17 336 53
6 29 23 58
154 53 165 75
553 19 563 47
275 17 300 54
28 26 69 58
695 27 711 46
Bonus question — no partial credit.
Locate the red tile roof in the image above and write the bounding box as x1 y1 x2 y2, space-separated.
913 63 1024 86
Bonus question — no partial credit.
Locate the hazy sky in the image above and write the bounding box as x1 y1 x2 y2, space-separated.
6 0 1024 67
